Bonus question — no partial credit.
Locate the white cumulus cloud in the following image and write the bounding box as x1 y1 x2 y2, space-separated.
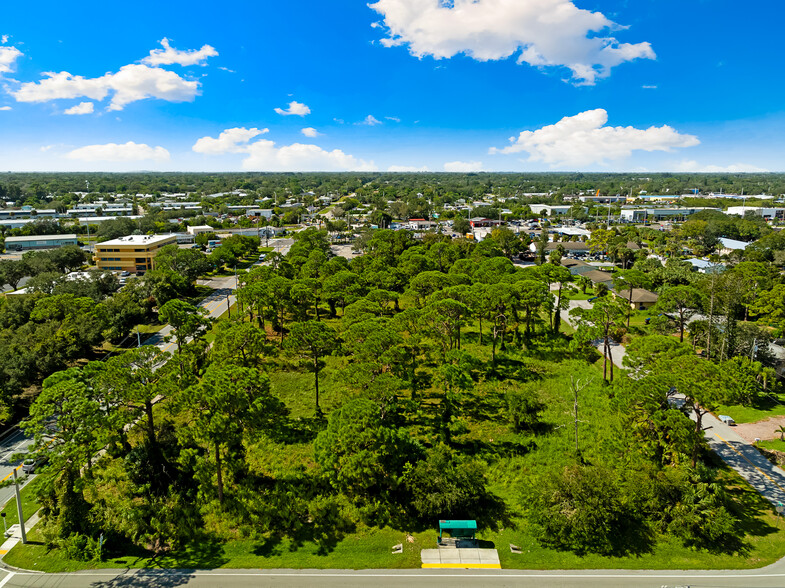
301 127 321 138
193 127 268 154
358 115 382 126
369 0 655 84
65 142 170 162
243 141 375 171
388 165 430 172
0 106 11 111
0 45 22 74
64 101 94 115
444 160 483 172
674 160 769 173
274 101 311 116
13 64 200 111
191 128 374 171
490 109 699 167
142 38 218 67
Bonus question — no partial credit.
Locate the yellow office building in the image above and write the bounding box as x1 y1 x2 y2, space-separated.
94 234 178 274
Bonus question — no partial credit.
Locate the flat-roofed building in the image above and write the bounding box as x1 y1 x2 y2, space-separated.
187 225 215 236
94 234 177 274
5 234 78 251
725 206 785 220
529 204 574 216
620 207 720 222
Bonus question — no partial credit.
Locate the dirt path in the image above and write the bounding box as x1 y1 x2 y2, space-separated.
735 415 785 443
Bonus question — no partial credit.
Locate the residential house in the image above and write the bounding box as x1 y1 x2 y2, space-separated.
614 288 659 310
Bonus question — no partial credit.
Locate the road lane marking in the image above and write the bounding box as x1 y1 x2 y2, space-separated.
9 571 785 579
714 433 785 494
0 572 15 587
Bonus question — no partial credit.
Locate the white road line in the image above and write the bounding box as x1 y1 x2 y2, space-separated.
11 572 785 579
0 572 15 587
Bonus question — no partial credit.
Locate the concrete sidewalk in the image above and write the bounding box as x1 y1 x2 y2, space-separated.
0 511 40 556
421 548 501 569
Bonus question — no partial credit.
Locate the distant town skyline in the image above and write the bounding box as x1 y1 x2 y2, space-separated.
0 0 781 173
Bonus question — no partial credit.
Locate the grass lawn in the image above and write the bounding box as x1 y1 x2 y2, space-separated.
135 323 165 335
565 290 595 301
757 438 785 452
0 475 42 528
8 319 785 573
4 526 423 572
268 356 350 419
7 465 784 572
716 394 785 425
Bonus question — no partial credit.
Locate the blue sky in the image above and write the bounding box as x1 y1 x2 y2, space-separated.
0 0 782 173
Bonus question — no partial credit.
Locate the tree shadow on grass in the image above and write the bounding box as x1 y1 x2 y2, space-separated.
268 414 326 445
485 356 537 383
459 395 506 423
145 536 228 570
252 534 284 558
452 437 535 459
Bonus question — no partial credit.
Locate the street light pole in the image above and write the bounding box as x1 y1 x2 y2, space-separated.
13 468 26 544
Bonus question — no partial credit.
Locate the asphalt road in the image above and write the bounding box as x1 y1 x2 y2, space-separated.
2 567 785 588
0 430 35 505
0 277 29 294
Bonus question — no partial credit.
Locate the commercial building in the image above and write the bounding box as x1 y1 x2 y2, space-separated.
469 218 505 228
94 234 177 274
725 206 785 220
247 209 274 219
187 225 215 236
619 207 720 222
4 234 79 251
528 204 574 216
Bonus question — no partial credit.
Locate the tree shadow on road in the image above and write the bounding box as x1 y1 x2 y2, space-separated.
90 569 196 588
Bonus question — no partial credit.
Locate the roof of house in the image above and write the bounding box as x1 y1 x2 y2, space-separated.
561 258 589 269
546 241 589 250
719 237 750 250
583 269 615 283
615 288 659 303
685 257 725 271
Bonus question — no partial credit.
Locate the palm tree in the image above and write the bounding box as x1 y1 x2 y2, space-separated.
776 425 785 442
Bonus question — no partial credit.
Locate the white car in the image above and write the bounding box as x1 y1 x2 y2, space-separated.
22 456 47 474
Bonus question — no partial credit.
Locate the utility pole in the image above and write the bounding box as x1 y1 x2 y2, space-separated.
12 468 26 544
